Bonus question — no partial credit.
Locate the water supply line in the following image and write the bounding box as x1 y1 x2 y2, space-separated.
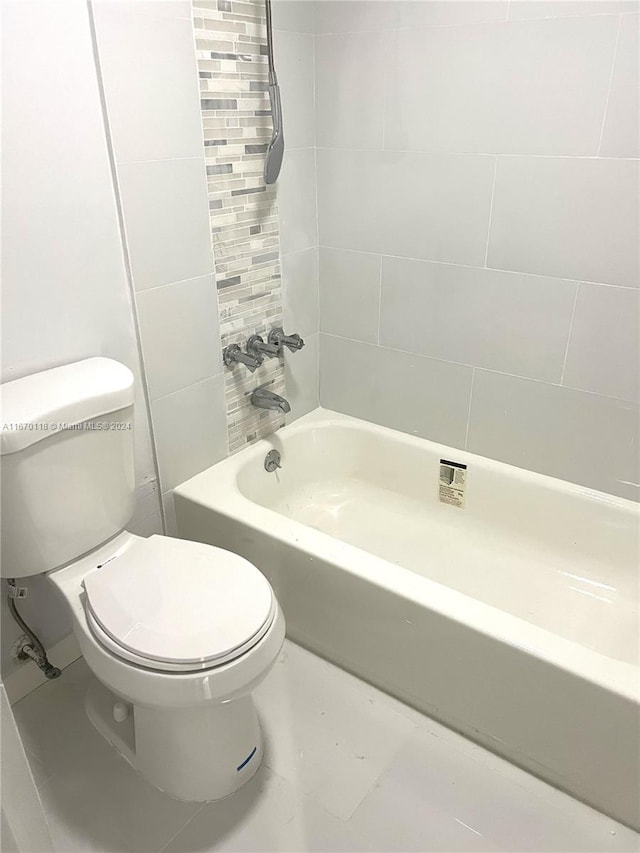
6 579 61 680
264 0 284 184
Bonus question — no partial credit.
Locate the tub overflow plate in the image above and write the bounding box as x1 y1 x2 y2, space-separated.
264 449 282 473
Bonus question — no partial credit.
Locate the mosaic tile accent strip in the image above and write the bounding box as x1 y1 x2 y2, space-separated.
193 0 285 452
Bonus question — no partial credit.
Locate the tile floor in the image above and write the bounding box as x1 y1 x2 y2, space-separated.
12 641 639 853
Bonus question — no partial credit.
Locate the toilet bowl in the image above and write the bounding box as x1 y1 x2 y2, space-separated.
0 358 285 802
47 531 285 802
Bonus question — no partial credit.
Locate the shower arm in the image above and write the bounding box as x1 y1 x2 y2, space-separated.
263 0 284 184
265 0 277 84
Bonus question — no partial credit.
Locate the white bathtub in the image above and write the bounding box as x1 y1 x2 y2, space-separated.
174 408 640 829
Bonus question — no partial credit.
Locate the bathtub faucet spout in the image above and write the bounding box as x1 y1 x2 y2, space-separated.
251 383 291 414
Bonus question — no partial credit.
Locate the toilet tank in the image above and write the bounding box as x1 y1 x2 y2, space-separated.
0 358 136 578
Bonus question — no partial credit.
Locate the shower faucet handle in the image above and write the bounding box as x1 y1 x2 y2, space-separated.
223 344 263 373
247 334 280 359
268 327 305 354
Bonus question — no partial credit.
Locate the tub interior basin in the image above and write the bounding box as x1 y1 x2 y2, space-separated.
237 421 638 666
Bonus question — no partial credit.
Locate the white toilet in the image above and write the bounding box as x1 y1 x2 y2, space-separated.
0 358 285 802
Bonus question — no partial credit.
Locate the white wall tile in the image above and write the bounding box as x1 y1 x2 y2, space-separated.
386 16 618 155
467 369 640 499
162 491 178 537
320 334 473 447
319 248 381 343
273 30 315 150
127 480 164 537
314 0 398 33
311 0 639 501
315 33 384 149
317 149 495 266
118 157 214 291
135 274 221 400
285 333 320 419
396 0 509 27
152 375 228 490
277 147 318 254
600 13 640 158
1 0 171 676
92 0 204 163
509 1 639 20
272 0 316 33
282 248 319 339
1 0 139 383
563 283 639 402
487 156 639 287
0 0 168 675
380 258 577 382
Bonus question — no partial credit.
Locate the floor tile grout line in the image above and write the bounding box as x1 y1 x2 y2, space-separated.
156 801 208 853
344 722 421 827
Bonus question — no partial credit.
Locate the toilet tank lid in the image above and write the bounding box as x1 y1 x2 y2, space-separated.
0 358 134 456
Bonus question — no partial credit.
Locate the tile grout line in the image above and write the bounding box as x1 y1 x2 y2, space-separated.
316 245 637 290
151 370 225 406
321 332 639 406
313 146 640 160
381 30 388 151
483 155 498 268
116 154 205 166
597 14 623 156
312 28 322 409
312 28 321 313
134 269 216 295
464 368 476 450
313 9 631 38
376 254 383 345
157 803 207 853
85 0 168 532
559 282 580 386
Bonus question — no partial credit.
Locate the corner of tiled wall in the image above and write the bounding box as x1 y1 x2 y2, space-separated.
91 0 229 534
273 0 320 419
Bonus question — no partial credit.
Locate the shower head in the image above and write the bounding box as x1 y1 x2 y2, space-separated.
264 82 284 184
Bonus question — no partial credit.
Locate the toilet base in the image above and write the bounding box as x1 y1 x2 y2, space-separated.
85 676 263 801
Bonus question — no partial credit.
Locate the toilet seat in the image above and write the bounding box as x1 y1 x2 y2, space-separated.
83 535 276 673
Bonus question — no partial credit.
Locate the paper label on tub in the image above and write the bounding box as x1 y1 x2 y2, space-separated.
439 459 467 508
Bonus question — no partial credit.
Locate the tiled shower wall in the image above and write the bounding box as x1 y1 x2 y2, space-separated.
192 0 319 451
193 0 287 452
316 0 639 501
